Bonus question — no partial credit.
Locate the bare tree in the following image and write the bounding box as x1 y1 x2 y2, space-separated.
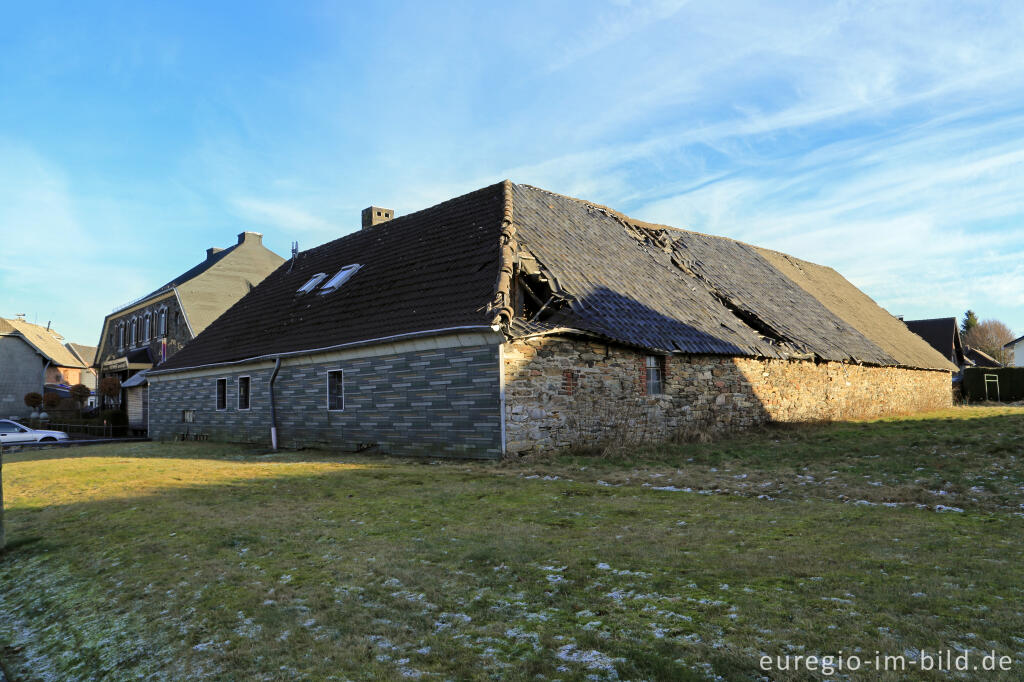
964 319 1015 365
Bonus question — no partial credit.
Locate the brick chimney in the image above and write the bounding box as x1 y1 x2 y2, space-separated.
238 231 263 245
362 206 394 230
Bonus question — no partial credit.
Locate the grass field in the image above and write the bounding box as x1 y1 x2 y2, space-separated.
1 406 1023 680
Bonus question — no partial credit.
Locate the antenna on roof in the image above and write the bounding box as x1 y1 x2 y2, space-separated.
288 241 299 273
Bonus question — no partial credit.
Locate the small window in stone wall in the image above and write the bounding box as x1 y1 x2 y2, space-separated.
182 409 196 423
645 355 665 395
562 369 579 396
216 378 227 410
238 376 251 410
327 370 344 411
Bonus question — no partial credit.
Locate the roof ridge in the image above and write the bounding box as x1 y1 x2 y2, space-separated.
517 183 788 259
487 180 517 325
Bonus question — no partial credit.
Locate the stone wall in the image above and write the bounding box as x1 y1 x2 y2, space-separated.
503 336 952 454
149 339 503 458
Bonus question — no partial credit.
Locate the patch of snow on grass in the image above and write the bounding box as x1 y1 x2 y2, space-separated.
555 644 623 678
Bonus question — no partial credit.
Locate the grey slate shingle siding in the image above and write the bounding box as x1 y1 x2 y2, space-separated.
149 343 502 458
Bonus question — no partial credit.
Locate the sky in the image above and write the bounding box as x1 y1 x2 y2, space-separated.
2 0 1023 347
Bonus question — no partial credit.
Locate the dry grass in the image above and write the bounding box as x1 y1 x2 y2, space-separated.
1 407 1023 680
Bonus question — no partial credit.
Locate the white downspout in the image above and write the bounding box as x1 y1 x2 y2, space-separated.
269 357 282 449
498 343 506 457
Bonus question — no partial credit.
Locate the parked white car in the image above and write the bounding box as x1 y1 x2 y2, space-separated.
0 419 69 444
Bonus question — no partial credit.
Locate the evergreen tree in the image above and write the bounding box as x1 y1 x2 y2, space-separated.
961 310 979 336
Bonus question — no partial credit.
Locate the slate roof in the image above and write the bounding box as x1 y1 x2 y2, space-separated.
155 181 955 373
903 318 965 367
0 318 87 368
122 369 149 388
158 182 507 370
965 346 1002 368
66 343 97 366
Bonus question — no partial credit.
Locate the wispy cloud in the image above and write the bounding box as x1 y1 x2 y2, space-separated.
4 1 1024 339
231 197 335 234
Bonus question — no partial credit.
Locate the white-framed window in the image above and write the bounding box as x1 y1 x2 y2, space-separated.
158 308 167 336
320 264 362 294
297 273 328 294
237 376 250 410
130 318 137 347
144 313 151 341
645 355 665 395
117 323 125 350
216 378 227 411
327 369 344 411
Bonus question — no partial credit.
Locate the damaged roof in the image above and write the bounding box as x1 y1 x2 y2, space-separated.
156 180 955 373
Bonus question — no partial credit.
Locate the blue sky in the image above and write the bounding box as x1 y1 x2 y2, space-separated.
2 1 1023 346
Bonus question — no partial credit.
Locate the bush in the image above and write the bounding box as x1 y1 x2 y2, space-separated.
963 367 1024 402
69 383 91 406
23 392 42 409
42 392 61 410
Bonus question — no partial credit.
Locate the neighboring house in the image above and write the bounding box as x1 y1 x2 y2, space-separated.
903 318 969 371
66 343 99 406
94 231 285 410
0 317 91 417
147 181 955 458
965 346 1003 368
1005 335 1024 367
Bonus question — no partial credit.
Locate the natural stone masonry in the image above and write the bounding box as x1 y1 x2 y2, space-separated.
149 343 502 458
503 336 952 453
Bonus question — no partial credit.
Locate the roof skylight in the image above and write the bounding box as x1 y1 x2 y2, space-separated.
319 264 362 294
297 273 327 294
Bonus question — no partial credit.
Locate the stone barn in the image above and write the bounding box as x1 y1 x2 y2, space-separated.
147 181 955 457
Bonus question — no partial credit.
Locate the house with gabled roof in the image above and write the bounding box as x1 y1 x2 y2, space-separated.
1005 334 1023 367
903 317 969 371
94 231 285 408
0 317 95 417
147 181 955 457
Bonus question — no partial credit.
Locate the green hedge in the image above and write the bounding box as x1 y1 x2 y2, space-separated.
963 367 1024 402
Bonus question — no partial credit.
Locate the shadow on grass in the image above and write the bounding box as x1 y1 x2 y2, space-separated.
0 440 405 466
0 536 47 561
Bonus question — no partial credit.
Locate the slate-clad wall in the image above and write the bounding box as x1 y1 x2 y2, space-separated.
504 336 952 453
149 341 502 458
98 295 191 369
0 336 43 418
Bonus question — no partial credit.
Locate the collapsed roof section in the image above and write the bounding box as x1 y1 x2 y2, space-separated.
156 180 956 373
495 183 956 372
